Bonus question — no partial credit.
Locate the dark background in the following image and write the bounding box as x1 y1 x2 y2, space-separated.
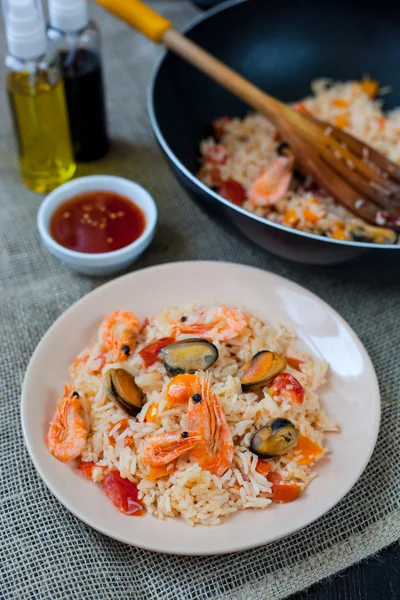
190 1 400 598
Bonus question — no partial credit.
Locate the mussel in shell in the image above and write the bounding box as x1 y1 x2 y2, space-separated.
250 418 299 458
350 222 397 244
159 338 218 376
239 350 287 392
105 368 144 416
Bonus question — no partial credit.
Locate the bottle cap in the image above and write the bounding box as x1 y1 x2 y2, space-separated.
2 0 47 59
48 0 89 33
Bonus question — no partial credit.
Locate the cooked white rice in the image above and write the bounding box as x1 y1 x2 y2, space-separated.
69 303 339 526
198 79 400 243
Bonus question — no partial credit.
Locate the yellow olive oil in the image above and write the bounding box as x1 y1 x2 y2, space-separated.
7 69 76 193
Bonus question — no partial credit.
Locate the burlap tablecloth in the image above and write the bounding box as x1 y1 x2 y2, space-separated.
1 2 399 598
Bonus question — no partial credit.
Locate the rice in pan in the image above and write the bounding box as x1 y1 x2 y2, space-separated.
46 303 339 526
198 79 400 244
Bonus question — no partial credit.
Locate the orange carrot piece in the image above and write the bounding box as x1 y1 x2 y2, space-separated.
294 434 324 465
361 78 379 98
333 98 348 108
303 206 321 224
145 403 159 423
166 374 196 406
331 228 348 240
283 209 299 226
267 470 301 502
273 483 302 503
334 115 350 128
147 464 174 480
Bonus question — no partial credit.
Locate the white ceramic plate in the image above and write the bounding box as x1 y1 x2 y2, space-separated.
21 261 380 555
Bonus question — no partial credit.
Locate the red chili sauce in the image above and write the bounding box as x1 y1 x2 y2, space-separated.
50 191 146 253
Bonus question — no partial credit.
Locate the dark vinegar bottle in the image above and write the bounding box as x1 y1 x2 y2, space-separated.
48 0 109 162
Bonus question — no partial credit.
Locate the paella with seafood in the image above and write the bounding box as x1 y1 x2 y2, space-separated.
198 78 400 244
47 302 338 526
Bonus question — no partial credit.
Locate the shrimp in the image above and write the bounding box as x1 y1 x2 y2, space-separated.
141 430 202 467
249 156 293 207
187 372 234 477
174 305 248 341
99 310 140 362
46 385 88 462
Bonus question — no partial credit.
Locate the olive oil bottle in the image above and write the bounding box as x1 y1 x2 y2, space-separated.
3 0 76 193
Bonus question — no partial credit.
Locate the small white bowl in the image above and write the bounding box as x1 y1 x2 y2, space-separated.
37 175 157 276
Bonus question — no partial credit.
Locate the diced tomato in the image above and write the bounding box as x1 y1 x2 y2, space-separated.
139 336 175 367
166 374 196 406
255 459 272 476
293 434 324 465
208 166 223 185
147 464 174 480
102 470 143 516
293 102 311 115
204 143 229 165
267 471 301 503
269 372 304 405
77 462 106 480
77 462 96 479
212 116 232 140
145 402 159 423
286 356 304 369
218 179 246 206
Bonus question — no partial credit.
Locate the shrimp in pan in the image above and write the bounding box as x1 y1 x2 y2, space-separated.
46 385 87 462
187 372 234 477
99 310 140 362
249 156 294 207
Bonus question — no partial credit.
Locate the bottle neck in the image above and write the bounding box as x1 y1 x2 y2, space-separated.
6 46 57 73
47 21 99 55
48 0 89 34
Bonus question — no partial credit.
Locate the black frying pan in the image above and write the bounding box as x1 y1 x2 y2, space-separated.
149 0 400 264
